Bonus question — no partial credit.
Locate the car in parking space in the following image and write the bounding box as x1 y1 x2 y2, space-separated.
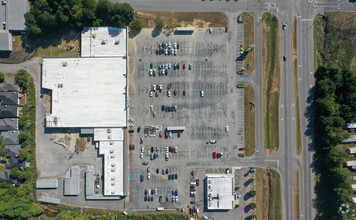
169 132 172 138
147 167 150 173
147 173 151 180
151 147 154 153
150 153 154 160
175 147 178 153
174 106 177 111
149 69 153 76
159 132 163 138
172 146 175 153
145 189 148 195
239 147 245 151
166 168 169 174
191 171 195 177
165 154 169 161
225 126 229 132
189 64 192 70
190 201 196 204
177 63 180 69
162 169 166 175
190 181 196 185
150 196 153 201
159 85 162 91
167 91 171 97
150 63 153 68
140 152 144 159
183 90 186 96
173 90 177 96
149 91 153 97
168 174 171 180
213 152 217 159
183 64 186 69
159 196 163 203
218 153 223 159
144 195 148 201
196 179 200 186
190 185 195 189
190 192 196 197
161 105 165 111
156 168 159 174
282 23 287 30
177 43 180 49
156 49 159 55
178 131 181 137
200 90 204 97
140 173 144 182
175 174 178 179
147 196 151 202
142 161 148 165
209 139 217 144
190 188 196 191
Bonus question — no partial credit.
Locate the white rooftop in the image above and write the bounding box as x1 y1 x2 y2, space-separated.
352 184 356 191
347 123 356 129
206 175 235 210
96 128 124 196
42 57 127 128
81 27 127 57
349 147 356 154
347 161 356 167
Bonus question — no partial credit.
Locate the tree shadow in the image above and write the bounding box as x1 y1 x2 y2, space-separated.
128 29 141 38
244 205 251 213
151 28 162 38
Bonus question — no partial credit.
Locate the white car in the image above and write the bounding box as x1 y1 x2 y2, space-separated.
200 90 204 97
174 43 177 49
168 63 171 69
140 152 144 159
141 147 144 153
153 85 156 91
149 69 153 76
169 132 172 138
225 126 229 132
147 173 151 180
167 91 171 97
166 147 169 153
159 85 163 91
149 91 153 97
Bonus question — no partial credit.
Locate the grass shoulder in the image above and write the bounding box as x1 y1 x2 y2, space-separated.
244 84 255 156
238 12 255 74
256 167 282 220
262 12 280 155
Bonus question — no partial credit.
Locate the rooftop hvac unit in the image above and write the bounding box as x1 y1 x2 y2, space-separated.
110 142 113 145
110 155 115 158
92 34 96 38
111 191 115 194
101 40 106 45
110 150 114 154
111 163 116 167
209 180 212 184
115 39 120 45
111 177 115 180
111 168 115 172
107 128 111 133
62 62 67 67
107 135 112 140
111 183 115 186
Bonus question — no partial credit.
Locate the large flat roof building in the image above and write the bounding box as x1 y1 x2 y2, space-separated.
81 27 127 57
205 175 235 210
0 31 12 51
6 0 29 31
42 57 127 128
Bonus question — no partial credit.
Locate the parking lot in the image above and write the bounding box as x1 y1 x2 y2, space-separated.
128 28 246 213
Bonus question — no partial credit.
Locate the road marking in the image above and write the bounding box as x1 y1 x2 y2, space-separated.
300 19 313 21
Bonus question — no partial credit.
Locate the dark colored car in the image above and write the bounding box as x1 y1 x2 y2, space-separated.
150 63 153 69
190 201 196 204
183 64 186 70
283 55 287 61
175 174 178 179
140 173 144 182
196 179 200 186
151 146 154 153
142 161 148 165
191 171 195 176
162 105 165 111
183 90 186 96
156 168 159 174
144 196 147 201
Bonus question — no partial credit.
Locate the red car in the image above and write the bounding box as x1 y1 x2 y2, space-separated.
172 146 175 153
196 179 199 186
145 189 148 195
239 148 245 151
190 188 196 191
213 152 217 159
178 131 181 137
183 90 186 96
183 64 186 70
159 132 163 138
191 171 195 177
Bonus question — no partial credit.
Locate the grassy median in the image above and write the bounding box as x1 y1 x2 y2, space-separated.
244 84 256 156
293 169 300 220
291 15 303 155
256 167 283 220
262 12 280 155
239 12 255 74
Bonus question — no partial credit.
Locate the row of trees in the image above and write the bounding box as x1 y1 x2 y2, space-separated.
0 69 43 219
314 64 356 219
25 0 136 37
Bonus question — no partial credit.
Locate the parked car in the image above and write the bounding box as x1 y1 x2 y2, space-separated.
189 64 192 70
213 152 217 159
282 23 287 30
196 179 200 186
239 147 245 151
156 168 159 174
191 171 195 176
200 90 204 97
283 55 287 61
183 64 186 70
225 126 229 132
178 131 181 137
190 201 196 204
142 161 148 165
183 90 186 96
140 173 144 182
175 174 178 179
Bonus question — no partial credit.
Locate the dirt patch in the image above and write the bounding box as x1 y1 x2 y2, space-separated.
244 84 255 156
75 137 87 153
135 11 228 29
256 167 283 220
294 169 300 220
239 12 255 74
291 15 303 155
0 163 5 174
262 12 280 155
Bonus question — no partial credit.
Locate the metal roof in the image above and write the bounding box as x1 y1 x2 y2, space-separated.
85 170 94 196
176 27 195 32
64 166 80 196
36 179 59 189
6 0 29 31
41 197 60 205
0 31 12 51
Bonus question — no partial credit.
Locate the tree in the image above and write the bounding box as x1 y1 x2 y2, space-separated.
130 19 143 30
249 178 254 184
15 69 30 91
19 130 31 143
156 19 164 29
249 202 256 209
96 0 112 25
249 190 256 197
0 144 6 156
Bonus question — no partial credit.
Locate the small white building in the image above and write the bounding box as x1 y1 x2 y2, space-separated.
205 175 235 210
352 184 356 191
346 161 356 170
348 147 356 154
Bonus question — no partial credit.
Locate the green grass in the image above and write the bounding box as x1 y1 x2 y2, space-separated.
244 85 256 156
294 169 300 220
314 14 323 71
269 169 282 220
262 12 280 154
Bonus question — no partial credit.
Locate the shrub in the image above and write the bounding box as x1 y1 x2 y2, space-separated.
130 19 144 30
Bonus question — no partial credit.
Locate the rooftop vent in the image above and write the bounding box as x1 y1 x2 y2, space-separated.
115 39 120 45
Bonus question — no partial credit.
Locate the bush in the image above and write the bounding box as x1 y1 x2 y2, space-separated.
249 202 256 209
156 19 164 29
130 19 144 30
249 189 256 197
15 69 31 90
0 72 4 83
